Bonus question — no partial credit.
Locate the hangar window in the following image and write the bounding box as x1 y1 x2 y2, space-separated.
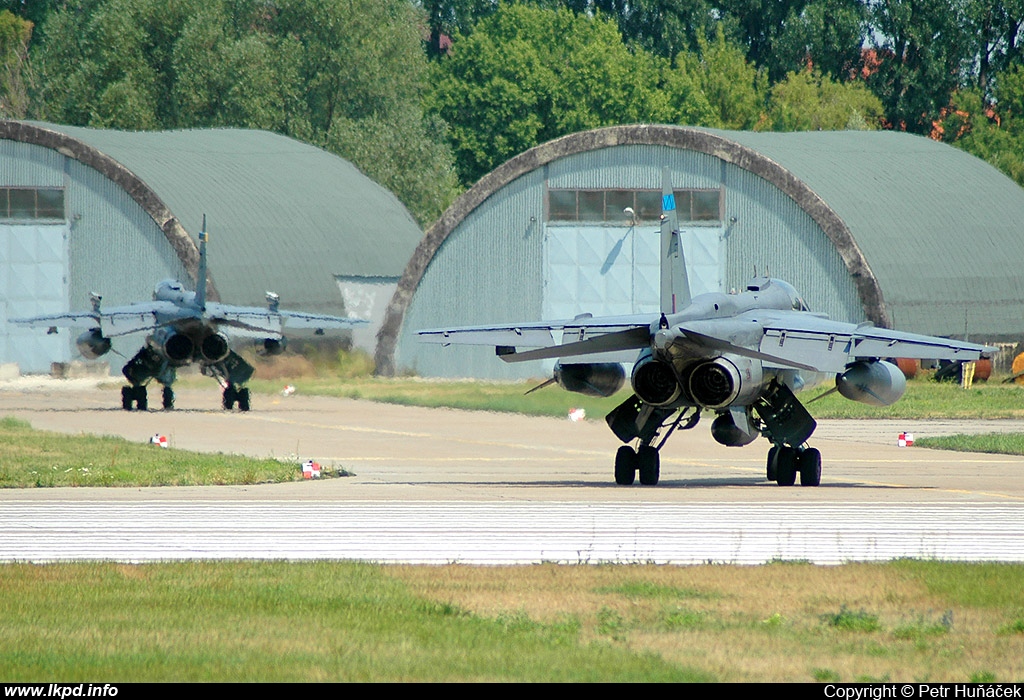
547 188 721 223
0 188 66 221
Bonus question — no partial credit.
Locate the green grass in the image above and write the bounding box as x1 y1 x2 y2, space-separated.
4 560 1023 682
0 561 704 682
890 560 1024 608
892 612 952 641
233 373 1024 420
792 378 1024 419
915 432 1024 455
0 416 300 488
243 375 633 419
593 580 716 600
821 606 881 632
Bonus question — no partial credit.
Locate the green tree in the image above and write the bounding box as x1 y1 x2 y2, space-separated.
0 0 61 28
765 69 883 131
272 0 460 223
864 0 974 133
712 0 807 73
769 0 868 80
554 0 716 59
995 65 1024 125
676 26 768 130
0 9 32 117
417 0 500 57
963 0 1024 94
32 0 458 226
940 68 1024 188
431 4 676 184
35 0 201 128
170 3 308 134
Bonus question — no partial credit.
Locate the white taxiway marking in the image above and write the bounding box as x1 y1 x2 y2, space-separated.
2 501 1022 565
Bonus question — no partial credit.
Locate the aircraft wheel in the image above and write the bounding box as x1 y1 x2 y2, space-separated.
162 386 174 410
614 446 636 485
799 448 821 487
766 446 779 481
133 385 148 411
775 447 797 486
222 385 237 410
121 386 133 411
237 388 250 412
637 445 660 486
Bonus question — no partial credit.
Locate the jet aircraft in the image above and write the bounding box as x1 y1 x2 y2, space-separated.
419 169 992 486
13 219 366 411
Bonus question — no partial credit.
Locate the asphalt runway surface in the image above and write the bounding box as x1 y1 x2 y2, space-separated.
2 379 1023 563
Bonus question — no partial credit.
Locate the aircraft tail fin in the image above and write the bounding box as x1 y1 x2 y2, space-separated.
196 214 208 311
660 167 691 314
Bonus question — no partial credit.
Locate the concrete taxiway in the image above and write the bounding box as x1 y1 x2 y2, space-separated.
1 380 1022 563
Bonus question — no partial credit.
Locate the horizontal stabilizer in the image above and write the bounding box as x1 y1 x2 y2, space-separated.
498 326 650 363
680 327 819 372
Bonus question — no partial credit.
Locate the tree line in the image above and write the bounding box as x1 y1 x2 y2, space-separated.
2 0 1022 225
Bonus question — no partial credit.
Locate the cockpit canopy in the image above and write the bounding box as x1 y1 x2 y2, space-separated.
746 277 810 312
153 279 193 303
771 279 810 311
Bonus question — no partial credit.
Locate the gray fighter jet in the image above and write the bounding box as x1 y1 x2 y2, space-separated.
13 218 366 411
419 169 992 486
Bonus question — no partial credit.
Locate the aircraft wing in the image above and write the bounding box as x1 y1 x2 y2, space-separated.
11 302 184 337
755 314 994 374
276 310 368 330
206 303 367 335
418 314 658 362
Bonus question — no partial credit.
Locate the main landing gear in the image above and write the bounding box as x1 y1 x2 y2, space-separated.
119 384 176 411
607 403 702 486
202 350 255 412
121 385 148 411
766 445 821 487
221 384 251 411
615 444 660 485
120 345 177 411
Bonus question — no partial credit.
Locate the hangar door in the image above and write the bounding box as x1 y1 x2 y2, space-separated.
542 224 723 321
0 223 70 372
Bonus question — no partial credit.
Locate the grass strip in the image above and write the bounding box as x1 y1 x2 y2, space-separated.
915 432 1024 455
3 560 1023 682
0 561 702 682
241 375 1024 420
0 416 298 488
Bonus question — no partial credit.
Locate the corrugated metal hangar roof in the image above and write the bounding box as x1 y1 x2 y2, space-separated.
10 121 422 313
378 124 1024 376
718 129 1024 333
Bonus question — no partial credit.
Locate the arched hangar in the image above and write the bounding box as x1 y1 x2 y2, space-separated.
379 125 1024 379
0 120 422 373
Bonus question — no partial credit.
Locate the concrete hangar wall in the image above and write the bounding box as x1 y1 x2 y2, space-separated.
379 124 1024 379
0 120 423 373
